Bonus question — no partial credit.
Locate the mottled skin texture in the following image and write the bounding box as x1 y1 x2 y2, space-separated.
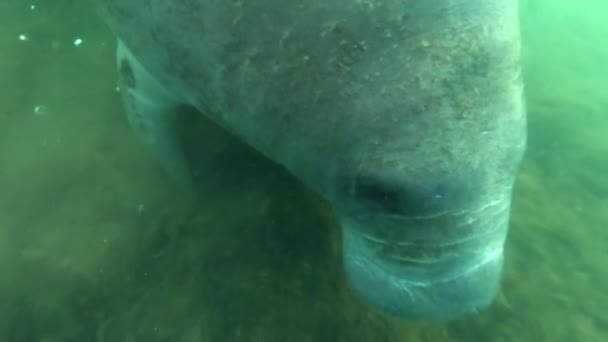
95 0 527 320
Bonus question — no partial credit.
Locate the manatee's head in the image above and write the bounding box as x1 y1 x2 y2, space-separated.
314 97 527 320
324 113 526 321
94 0 525 321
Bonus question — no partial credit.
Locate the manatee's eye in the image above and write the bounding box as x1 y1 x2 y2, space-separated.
350 176 449 216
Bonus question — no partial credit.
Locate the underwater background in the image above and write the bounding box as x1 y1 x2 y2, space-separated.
0 0 606 341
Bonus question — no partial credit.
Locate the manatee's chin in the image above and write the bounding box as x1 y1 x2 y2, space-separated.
342 228 505 321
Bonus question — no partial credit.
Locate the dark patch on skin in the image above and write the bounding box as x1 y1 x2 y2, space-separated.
341 174 479 220
355 177 451 217
119 58 136 89
352 176 404 215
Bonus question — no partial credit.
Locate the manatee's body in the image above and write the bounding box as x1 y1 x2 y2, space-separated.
95 0 526 320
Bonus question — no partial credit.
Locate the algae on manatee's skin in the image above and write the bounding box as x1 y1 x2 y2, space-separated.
0 0 607 341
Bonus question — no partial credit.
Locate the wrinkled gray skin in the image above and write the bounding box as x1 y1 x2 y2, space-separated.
95 0 526 320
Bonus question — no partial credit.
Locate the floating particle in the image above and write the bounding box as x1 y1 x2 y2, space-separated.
34 105 48 116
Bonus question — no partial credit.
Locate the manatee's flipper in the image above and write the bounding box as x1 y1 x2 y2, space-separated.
116 40 192 189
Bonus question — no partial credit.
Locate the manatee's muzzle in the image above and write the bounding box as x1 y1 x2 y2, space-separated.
341 200 511 320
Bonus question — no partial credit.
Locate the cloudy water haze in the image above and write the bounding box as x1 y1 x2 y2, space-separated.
0 0 606 341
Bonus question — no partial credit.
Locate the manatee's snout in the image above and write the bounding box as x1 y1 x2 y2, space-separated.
340 197 511 320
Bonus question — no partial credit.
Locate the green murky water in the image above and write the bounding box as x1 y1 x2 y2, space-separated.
0 1 606 341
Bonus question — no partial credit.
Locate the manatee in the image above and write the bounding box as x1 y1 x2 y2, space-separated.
94 0 527 320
